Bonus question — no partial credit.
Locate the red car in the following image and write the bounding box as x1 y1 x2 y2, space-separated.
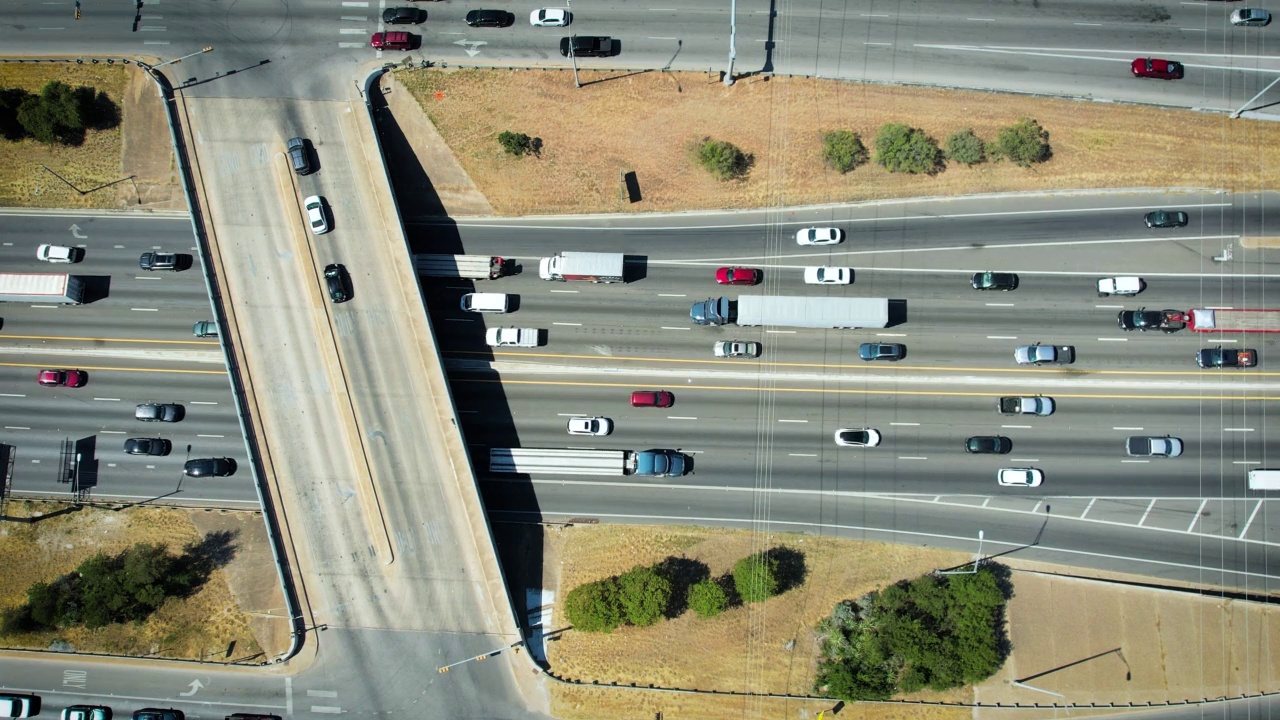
1131 57 1183 80
715 267 761 286
630 390 674 408
38 369 86 387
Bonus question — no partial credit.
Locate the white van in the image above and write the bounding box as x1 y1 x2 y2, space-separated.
460 292 510 313
1247 470 1280 491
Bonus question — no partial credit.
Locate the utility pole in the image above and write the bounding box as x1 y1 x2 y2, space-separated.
724 0 736 86
564 0 581 88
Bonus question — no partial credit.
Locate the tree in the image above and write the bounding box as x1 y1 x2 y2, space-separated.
992 117 1051 168
873 123 943 175
497 131 534 156
822 130 869 173
695 138 751 181
686 578 727 618
616 566 671 627
563 579 624 633
15 81 91 145
733 552 779 603
945 128 986 166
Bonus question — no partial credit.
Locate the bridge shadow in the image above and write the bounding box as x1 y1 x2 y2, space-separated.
369 71 546 664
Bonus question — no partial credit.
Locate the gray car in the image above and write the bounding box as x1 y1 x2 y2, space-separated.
1231 8 1271 26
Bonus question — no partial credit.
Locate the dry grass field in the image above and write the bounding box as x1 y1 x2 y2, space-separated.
398 68 1280 216
0 501 261 661
0 64 130 209
545 524 972 713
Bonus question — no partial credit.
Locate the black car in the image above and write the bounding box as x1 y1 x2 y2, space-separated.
135 403 183 422
133 710 184 720
184 458 236 478
382 7 426 24
124 438 172 456
970 271 1018 291
464 9 512 27
324 263 350 303
139 252 180 271
1144 210 1188 228
859 342 905 361
559 35 616 57
1117 307 1184 332
965 436 1012 454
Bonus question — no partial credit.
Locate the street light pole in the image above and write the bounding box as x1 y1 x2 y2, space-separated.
724 0 737 86
937 530 984 575
149 45 214 70
564 0 581 88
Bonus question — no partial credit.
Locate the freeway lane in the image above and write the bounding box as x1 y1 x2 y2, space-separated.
451 373 1278 498
0 357 255 504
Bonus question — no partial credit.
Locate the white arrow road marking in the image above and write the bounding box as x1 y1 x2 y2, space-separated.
70 224 87 239
454 39 488 57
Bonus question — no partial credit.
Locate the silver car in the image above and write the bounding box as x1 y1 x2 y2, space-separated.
1231 8 1271 26
714 340 761 358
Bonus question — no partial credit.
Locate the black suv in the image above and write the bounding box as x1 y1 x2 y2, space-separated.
465 9 512 27
560 35 616 57
383 7 426 24
324 264 350 303
139 252 181 271
286 136 312 175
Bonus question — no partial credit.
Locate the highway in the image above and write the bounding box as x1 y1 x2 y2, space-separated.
1 0 1275 112
0 212 255 504
0 0 1275 717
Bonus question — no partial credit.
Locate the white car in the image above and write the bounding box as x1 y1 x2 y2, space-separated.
304 195 329 235
803 266 852 285
713 340 761 358
37 244 78 263
529 7 570 26
567 416 612 435
796 227 843 245
834 428 880 447
998 468 1043 487
0 696 35 719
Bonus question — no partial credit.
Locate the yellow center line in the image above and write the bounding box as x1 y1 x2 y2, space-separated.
0 361 225 375
451 350 1280 377
0 334 219 346
454 377 1280 401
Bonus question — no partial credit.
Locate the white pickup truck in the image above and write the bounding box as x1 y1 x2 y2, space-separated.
485 327 539 347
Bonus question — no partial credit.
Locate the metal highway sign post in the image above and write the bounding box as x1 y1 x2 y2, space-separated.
936 530 984 575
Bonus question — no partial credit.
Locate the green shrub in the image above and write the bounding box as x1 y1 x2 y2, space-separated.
945 128 986 166
695 137 751 180
15 80 91 145
873 122 943 175
733 552 780 603
497 130 534 156
822 130 869 173
813 566 1009 702
992 117 1051 167
616 566 671 627
687 578 727 618
563 579 624 633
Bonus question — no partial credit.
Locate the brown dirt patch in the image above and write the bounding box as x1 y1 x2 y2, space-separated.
0 64 131 209
397 68 1280 216
0 501 267 662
